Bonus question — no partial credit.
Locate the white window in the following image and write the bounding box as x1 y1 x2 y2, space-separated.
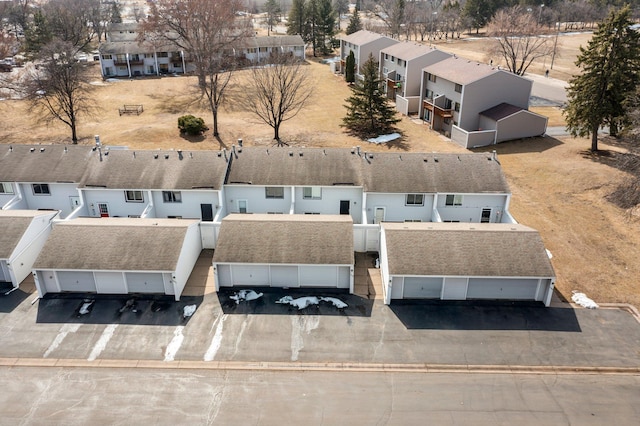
428 73 436 82
162 191 182 203
406 194 424 206
125 190 144 202
32 183 50 195
265 187 284 199
0 182 13 194
455 83 462 93
102 54 112 60
303 187 322 199
445 194 463 206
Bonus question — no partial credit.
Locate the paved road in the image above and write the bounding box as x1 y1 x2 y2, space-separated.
1 366 638 425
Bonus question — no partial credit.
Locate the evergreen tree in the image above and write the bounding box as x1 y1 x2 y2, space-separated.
264 0 281 33
345 50 355 83
564 6 640 151
314 0 336 55
342 53 400 138
110 2 122 24
346 8 362 35
287 0 307 36
24 9 52 54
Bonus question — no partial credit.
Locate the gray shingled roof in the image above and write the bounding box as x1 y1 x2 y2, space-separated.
225 147 362 187
213 214 354 265
359 152 510 194
99 41 180 55
423 56 497 85
480 103 525 121
0 144 94 183
382 222 555 277
381 42 447 61
341 30 396 46
0 211 49 259
80 149 228 190
247 35 305 48
33 218 199 271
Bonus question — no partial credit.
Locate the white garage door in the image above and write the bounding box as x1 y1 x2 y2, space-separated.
337 266 350 289
94 271 127 294
57 271 97 293
299 265 338 287
230 265 269 286
467 278 539 300
270 265 299 288
403 277 443 298
37 270 59 294
125 272 165 293
216 264 232 287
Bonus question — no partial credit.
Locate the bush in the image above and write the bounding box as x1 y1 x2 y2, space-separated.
178 115 208 135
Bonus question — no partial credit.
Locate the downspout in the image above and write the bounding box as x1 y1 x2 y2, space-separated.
2 182 23 210
432 193 441 222
289 186 295 214
126 53 132 78
154 49 159 76
181 50 186 74
140 190 154 218
361 192 367 224
64 188 87 220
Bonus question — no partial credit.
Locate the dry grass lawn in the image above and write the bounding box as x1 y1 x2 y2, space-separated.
2 32 639 307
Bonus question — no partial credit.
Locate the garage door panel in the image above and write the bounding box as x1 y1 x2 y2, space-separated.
270 265 299 287
38 271 59 294
126 272 165 293
299 265 337 287
231 265 269 286
403 277 442 298
337 266 350 289
217 264 232 287
467 278 538 300
57 271 97 292
0 261 8 282
94 272 126 294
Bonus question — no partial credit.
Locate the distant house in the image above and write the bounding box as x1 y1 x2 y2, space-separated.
379 42 451 115
380 222 556 305
213 214 354 291
339 30 398 77
33 218 202 300
0 210 58 288
420 56 547 147
0 144 92 218
238 35 306 63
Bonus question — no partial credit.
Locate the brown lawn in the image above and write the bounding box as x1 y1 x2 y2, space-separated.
2 32 639 307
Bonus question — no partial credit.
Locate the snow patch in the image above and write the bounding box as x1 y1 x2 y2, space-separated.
367 133 401 144
164 326 185 361
276 295 348 310
183 304 197 318
571 291 599 309
204 314 227 361
546 249 553 259
230 290 263 304
79 299 95 315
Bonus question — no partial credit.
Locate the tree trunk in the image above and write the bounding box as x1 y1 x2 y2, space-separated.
212 108 219 137
71 122 78 144
274 123 281 146
610 120 619 138
591 125 599 152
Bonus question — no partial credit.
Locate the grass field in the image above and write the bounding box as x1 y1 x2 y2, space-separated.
1 31 638 307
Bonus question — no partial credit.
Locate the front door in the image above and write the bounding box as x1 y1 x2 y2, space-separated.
200 204 213 221
374 207 385 224
97 203 109 217
339 200 350 215
69 196 80 212
481 208 491 223
238 200 247 214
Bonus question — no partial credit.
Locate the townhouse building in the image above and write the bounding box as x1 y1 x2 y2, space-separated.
339 30 398 77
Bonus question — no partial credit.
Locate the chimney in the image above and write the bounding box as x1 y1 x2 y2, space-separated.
177 149 183 160
95 135 102 161
237 138 243 147
356 146 361 156
223 149 227 161
492 150 498 161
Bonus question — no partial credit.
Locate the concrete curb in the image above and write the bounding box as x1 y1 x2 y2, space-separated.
0 357 638 375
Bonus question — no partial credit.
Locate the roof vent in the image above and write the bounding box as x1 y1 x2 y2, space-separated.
30 148 35 152
64 146 68 153
423 158 428 162
266 149 269 155
217 151 222 157
434 157 438 162
323 149 326 155
133 151 136 158
350 147 355 154
368 153 374 159
289 151 293 157
40 147 45 152
9 146 12 152
164 154 169 159
190 152 193 159
177 149 183 160
154 154 159 159
399 154 402 160
299 152 303 157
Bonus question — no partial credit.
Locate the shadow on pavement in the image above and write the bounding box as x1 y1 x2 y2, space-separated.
390 300 582 331
36 294 203 326
0 283 30 313
472 135 563 155
218 288 374 317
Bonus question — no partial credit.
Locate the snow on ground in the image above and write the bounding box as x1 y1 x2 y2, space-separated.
230 290 264 304
276 295 348 310
367 133 401 144
79 300 94 315
571 291 599 309
183 304 197 318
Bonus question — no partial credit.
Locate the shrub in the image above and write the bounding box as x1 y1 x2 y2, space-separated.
178 115 208 135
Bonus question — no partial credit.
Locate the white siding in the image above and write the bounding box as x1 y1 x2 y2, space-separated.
57 271 97 292
172 223 202 300
390 276 403 299
225 186 291 214
8 211 57 287
270 265 299 287
36 270 59 295
152 190 219 219
125 272 165 293
216 264 232 287
94 271 127 294
337 266 351 289
230 265 269 286
20 183 79 218
365 193 434 223
299 265 338 287
442 277 468 300
295 187 362 222
83 189 148 218
436 194 508 223
467 278 540 300
403 277 443 298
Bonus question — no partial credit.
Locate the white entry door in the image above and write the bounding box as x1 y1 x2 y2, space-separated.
374 207 385 224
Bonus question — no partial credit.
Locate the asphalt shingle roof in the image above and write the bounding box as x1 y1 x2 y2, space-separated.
341 30 396 46
480 103 525 121
213 214 354 265
0 144 94 183
0 210 50 259
423 56 498 85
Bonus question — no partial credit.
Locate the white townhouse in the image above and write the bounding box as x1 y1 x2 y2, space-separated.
239 35 306 63
359 151 515 226
32 218 202 300
0 144 92 218
0 210 58 288
213 214 354 291
340 30 398 76
380 222 556 305
420 56 547 147
379 42 451 116
223 147 364 223
76 148 230 248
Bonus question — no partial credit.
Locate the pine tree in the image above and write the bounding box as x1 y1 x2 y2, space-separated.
314 0 336 55
346 8 362 35
345 50 355 83
264 0 281 33
342 54 400 138
287 0 307 36
564 6 640 151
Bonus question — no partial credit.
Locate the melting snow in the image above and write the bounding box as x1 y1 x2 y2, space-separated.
367 133 401 144
230 290 263 304
183 304 197 318
79 300 95 315
571 291 599 309
276 295 348 310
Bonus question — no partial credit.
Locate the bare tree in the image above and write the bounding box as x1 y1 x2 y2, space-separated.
242 54 313 146
42 0 98 51
25 40 94 144
488 6 554 76
142 0 252 138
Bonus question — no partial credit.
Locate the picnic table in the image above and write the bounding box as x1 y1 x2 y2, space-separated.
118 104 144 116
